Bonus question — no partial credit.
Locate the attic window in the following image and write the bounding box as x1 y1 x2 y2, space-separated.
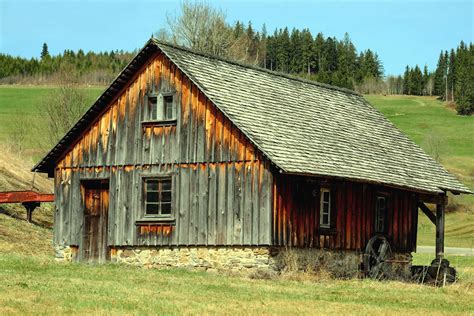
145 93 176 125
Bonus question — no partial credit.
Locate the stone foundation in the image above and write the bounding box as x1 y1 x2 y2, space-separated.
54 245 76 262
112 247 277 274
111 246 373 277
54 244 412 278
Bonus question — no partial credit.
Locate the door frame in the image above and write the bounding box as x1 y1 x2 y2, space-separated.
80 178 110 263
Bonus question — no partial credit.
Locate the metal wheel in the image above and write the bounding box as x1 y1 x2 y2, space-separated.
364 235 392 279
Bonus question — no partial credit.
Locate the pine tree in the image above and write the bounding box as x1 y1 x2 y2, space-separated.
411 65 423 95
312 33 325 73
448 49 456 101
289 28 302 73
300 29 313 76
443 50 449 100
41 43 50 60
454 41 474 114
433 52 445 96
403 66 410 94
276 27 290 72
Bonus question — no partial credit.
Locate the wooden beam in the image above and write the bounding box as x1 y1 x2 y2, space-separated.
436 201 445 258
0 191 54 204
418 193 447 205
418 201 436 225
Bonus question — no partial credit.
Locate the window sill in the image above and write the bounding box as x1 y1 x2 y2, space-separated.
142 119 177 127
135 218 176 225
318 228 337 236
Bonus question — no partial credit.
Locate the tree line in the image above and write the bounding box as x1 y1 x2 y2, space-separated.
385 41 473 114
0 43 134 85
162 1 383 91
1 1 471 115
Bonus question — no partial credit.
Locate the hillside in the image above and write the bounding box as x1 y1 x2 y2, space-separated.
0 148 52 193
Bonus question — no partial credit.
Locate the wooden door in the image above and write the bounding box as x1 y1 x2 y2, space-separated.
82 180 109 262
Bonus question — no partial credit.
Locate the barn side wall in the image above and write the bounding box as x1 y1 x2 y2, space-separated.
272 175 419 253
53 51 273 249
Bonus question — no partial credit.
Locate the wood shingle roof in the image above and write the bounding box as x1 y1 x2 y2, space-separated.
34 39 471 195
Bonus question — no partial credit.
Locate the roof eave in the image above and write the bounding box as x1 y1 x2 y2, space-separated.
281 170 472 196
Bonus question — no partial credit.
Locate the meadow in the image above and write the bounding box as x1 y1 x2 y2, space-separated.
0 212 473 315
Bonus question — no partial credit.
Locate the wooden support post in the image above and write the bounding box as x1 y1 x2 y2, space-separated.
435 195 447 258
21 202 40 223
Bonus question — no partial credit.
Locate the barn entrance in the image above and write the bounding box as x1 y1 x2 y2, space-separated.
81 179 110 262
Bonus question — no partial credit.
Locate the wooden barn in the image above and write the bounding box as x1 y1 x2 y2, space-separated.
34 38 471 276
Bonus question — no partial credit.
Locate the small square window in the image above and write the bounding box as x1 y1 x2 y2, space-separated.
144 178 173 217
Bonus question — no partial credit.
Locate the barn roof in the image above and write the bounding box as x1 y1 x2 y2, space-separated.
34 38 471 195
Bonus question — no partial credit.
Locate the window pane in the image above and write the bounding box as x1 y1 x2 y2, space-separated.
147 180 159 191
322 214 329 225
162 191 171 203
161 180 171 191
149 97 157 119
164 96 173 119
323 202 329 214
146 203 159 215
147 192 159 203
323 191 330 203
161 202 172 215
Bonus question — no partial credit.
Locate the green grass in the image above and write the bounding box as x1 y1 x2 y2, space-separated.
417 210 474 248
0 253 472 315
0 85 103 155
1 207 473 314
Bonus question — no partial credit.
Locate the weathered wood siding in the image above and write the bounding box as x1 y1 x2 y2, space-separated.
53 51 273 247
272 175 418 252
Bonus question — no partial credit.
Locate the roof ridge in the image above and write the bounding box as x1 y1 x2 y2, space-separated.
151 38 361 97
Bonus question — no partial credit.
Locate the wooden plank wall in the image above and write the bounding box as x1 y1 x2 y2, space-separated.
53 51 273 247
272 175 419 253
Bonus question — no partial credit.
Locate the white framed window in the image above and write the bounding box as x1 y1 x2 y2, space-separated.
320 188 331 228
375 196 386 233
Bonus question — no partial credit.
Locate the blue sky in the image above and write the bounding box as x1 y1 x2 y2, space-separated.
0 0 472 76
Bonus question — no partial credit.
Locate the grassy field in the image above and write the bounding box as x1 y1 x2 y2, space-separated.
0 212 473 315
0 85 103 156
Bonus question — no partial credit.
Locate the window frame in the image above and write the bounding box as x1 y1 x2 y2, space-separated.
375 195 387 233
144 92 176 124
141 176 174 220
319 188 331 229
